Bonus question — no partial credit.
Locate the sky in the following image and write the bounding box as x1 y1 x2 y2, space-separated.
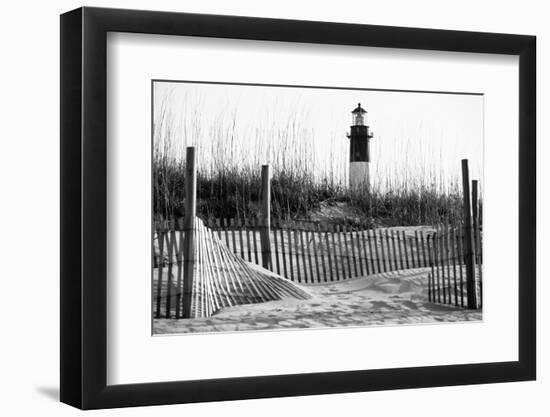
153 81 483 189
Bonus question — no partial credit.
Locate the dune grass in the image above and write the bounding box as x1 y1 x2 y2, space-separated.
153 96 475 227
153 152 466 227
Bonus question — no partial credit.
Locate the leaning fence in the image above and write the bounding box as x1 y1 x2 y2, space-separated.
154 218 482 317
153 218 440 318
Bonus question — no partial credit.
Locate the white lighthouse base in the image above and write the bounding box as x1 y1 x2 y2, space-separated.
350 162 370 192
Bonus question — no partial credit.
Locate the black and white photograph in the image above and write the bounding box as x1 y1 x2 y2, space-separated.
152 81 484 335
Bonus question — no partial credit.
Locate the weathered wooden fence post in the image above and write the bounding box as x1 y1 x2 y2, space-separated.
182 146 197 319
461 159 477 309
260 164 272 270
472 179 482 308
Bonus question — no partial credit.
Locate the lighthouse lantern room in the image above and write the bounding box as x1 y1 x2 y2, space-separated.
347 103 373 191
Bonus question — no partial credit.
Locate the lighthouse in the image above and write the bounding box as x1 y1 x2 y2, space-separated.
347 103 373 191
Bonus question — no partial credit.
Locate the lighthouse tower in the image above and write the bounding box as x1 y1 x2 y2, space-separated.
347 103 373 191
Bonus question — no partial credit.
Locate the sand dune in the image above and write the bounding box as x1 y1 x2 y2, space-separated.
154 266 482 335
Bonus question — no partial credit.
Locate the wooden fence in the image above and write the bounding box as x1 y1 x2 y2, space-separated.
153 217 438 318
206 219 435 283
153 148 483 318
427 223 483 309
153 219 310 319
427 160 483 309
153 218 483 317
154 220 436 279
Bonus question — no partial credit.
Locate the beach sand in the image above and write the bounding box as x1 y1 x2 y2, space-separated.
153 266 482 334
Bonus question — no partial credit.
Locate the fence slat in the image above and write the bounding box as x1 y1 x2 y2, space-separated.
302 228 311 283
272 219 281 275
174 229 184 318
443 225 451 304
193 223 202 317
402 231 410 270
338 225 351 279
202 225 224 312
420 230 428 268
325 230 334 281
428 272 432 302
165 225 176 318
201 220 215 316
346 225 354 278
347 226 359 277
286 226 295 281
293 226 302 283
354 229 362 275
331 224 342 280
252 218 260 265
238 219 245 261
413 230 419 268
390 230 399 271
428 235 435 302
155 229 165 318
230 218 237 257
369 228 382 274
279 222 288 278
356 228 364 276
379 229 387 272
209 224 236 308
316 225 328 282
381 229 388 271
365 228 373 273
396 230 404 270
450 226 459 307
311 226 321 283
434 232 442 303
439 227 448 304
457 224 465 307
385 229 392 271
360 230 370 276
215 218 222 240
244 218 252 262
201 223 212 316
307 228 316 282
222 218 231 254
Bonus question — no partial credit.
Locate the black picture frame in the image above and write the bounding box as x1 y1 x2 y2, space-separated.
60 6 536 410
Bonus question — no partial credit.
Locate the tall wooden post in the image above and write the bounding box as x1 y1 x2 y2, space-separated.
472 179 482 308
182 147 197 318
461 159 477 309
260 165 272 269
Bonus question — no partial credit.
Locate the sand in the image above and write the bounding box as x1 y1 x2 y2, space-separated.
153 267 482 335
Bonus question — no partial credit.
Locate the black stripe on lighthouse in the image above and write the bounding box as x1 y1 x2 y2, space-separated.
349 125 370 162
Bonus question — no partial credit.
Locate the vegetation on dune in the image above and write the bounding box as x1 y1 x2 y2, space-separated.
153 153 466 227
153 95 477 227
